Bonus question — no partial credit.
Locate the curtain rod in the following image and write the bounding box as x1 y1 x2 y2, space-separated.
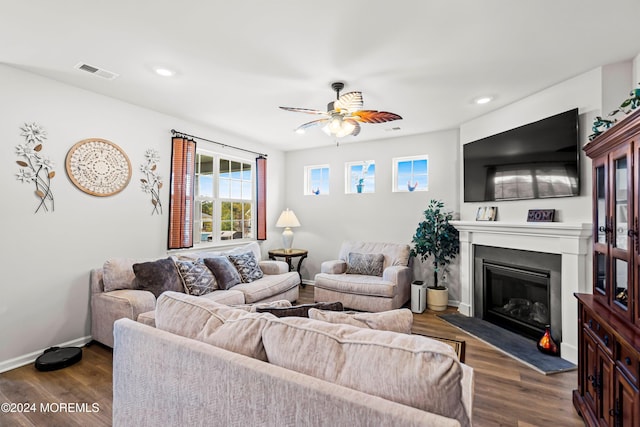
171 129 267 158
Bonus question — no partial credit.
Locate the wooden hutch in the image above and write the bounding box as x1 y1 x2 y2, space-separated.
575 107 640 426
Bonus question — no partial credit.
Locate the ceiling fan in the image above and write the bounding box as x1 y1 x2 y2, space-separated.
279 82 402 138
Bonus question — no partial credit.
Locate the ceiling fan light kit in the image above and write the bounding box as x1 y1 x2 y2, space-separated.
280 81 402 139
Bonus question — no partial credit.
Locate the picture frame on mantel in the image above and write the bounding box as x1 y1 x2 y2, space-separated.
527 209 555 222
476 206 497 221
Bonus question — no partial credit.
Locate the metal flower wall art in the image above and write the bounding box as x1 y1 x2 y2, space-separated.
140 148 163 215
15 123 55 213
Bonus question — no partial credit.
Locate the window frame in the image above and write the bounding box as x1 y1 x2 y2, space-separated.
345 160 375 194
304 164 330 196
392 155 429 193
193 148 256 246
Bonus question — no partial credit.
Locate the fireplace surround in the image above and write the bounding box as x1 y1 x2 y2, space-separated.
450 221 591 364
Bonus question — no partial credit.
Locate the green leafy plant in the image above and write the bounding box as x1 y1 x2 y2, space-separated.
410 199 460 289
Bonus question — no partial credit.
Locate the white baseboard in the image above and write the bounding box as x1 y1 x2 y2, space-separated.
0 335 93 374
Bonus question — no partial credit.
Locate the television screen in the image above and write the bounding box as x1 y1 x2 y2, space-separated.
463 108 579 202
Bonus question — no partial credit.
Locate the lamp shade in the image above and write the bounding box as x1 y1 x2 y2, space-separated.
276 209 301 228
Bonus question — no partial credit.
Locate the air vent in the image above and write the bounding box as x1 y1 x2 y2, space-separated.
74 62 119 80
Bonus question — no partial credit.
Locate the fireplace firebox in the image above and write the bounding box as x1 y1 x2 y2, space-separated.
473 245 562 344
483 261 551 340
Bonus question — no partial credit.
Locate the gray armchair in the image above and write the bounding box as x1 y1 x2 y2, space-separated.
313 241 412 312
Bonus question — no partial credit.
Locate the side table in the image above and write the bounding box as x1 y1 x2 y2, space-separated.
268 248 308 286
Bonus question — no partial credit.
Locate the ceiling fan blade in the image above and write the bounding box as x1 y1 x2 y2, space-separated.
279 106 328 116
294 118 329 132
352 110 402 123
334 91 363 113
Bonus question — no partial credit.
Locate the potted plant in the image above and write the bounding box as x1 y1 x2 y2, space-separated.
410 199 460 311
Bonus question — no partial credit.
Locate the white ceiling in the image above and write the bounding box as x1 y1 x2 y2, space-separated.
4 1 640 151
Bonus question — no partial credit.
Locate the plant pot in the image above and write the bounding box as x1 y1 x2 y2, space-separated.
427 287 448 311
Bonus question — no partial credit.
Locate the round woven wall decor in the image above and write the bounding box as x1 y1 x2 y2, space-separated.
65 138 132 197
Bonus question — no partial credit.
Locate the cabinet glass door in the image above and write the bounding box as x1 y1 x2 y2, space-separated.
595 252 607 296
610 145 632 318
615 157 628 250
596 165 607 245
614 259 629 309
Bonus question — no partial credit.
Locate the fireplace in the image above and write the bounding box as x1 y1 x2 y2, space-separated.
450 220 592 364
473 245 562 344
483 261 551 340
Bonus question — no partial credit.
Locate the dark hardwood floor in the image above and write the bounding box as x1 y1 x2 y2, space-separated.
0 285 584 426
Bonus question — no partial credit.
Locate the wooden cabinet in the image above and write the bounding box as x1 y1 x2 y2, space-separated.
575 108 640 427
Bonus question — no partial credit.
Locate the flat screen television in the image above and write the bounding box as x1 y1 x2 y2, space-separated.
463 108 579 202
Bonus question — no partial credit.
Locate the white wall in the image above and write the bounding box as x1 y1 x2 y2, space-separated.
0 65 286 371
459 68 604 223
283 130 461 300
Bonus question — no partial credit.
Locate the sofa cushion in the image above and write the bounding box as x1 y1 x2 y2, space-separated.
262 317 469 427
228 251 264 283
155 292 274 361
200 289 246 305
231 272 299 304
345 252 384 276
204 256 242 290
205 312 275 361
256 301 343 318
174 258 218 296
232 300 293 312
103 258 144 292
308 308 413 334
314 273 397 298
132 258 183 298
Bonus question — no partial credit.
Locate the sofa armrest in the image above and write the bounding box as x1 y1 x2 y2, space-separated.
90 268 104 294
321 260 347 274
259 260 289 275
91 289 156 347
382 265 412 286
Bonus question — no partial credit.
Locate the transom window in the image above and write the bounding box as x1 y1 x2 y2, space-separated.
195 151 254 244
393 155 428 192
346 160 375 194
304 165 330 195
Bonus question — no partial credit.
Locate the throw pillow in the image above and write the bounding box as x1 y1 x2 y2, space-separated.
256 301 343 318
308 308 413 334
204 256 242 290
102 258 144 292
228 251 264 283
174 258 218 296
132 258 183 298
345 252 384 276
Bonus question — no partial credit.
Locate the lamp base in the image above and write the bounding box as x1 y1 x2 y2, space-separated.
282 227 294 250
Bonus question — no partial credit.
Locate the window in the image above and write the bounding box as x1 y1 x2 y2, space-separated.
304 165 330 195
393 156 428 192
346 161 375 194
194 151 254 244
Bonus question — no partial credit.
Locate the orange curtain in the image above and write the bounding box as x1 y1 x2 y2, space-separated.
256 156 267 240
168 136 196 249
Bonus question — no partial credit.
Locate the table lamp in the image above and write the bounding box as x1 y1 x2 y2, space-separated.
276 208 301 251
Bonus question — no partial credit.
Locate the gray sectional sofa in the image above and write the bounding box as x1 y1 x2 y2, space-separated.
91 242 299 347
112 292 474 426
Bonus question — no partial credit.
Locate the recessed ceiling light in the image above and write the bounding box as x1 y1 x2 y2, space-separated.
474 96 493 105
154 67 175 77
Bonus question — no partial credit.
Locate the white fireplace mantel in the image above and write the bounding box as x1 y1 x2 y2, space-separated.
450 220 592 364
